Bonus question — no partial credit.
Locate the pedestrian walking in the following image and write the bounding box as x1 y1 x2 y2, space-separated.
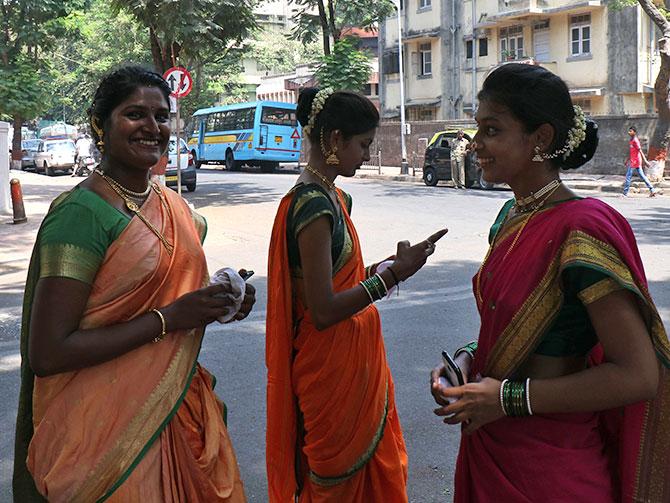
13 65 255 502
623 126 658 197
450 129 470 189
266 87 447 502
430 63 669 502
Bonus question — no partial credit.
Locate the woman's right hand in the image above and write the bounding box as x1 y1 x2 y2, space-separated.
391 228 448 281
161 284 237 332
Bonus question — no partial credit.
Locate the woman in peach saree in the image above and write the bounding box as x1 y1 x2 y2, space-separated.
13 66 254 502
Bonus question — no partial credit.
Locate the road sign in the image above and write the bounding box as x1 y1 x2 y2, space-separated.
163 67 192 99
291 128 301 139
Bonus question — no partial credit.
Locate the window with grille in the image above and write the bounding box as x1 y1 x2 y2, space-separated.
499 25 524 60
466 40 473 59
419 0 431 8
570 14 591 56
479 38 488 57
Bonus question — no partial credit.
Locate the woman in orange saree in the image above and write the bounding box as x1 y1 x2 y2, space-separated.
266 88 447 502
431 64 669 502
13 66 253 502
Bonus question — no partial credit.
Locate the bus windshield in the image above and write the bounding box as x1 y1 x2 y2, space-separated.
261 107 297 126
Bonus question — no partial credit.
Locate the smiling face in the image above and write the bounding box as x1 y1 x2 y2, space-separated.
334 129 376 177
103 86 170 171
473 99 538 185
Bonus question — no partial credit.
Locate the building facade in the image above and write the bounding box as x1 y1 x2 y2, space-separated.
380 0 661 119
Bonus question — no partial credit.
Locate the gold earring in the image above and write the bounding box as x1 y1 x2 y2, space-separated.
91 117 105 155
532 145 544 162
320 129 340 166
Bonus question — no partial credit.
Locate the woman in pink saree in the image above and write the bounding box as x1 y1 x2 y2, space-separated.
431 64 669 502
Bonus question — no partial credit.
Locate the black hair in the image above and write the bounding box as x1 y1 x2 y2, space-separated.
296 87 379 143
87 65 172 148
478 63 598 170
629 126 637 133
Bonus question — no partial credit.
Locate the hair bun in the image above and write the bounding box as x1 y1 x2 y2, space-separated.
562 118 599 170
296 87 320 128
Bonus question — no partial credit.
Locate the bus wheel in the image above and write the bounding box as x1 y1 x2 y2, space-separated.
192 151 202 169
226 150 241 171
260 161 278 173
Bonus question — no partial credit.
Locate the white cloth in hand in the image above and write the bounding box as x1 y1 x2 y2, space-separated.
210 267 246 323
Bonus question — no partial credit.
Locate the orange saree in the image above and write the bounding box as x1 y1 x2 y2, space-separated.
14 184 244 502
266 188 408 503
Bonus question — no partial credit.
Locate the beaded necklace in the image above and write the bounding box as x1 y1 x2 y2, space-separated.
475 182 562 304
304 164 336 191
95 169 174 255
513 179 562 213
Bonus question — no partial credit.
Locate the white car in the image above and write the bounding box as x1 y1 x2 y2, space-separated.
34 139 76 176
165 137 197 192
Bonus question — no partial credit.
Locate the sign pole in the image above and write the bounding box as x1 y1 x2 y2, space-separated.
176 96 181 196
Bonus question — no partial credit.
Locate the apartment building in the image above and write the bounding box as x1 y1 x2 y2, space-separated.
380 0 661 119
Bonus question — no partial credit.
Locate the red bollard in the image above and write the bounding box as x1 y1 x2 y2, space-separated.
10 178 27 224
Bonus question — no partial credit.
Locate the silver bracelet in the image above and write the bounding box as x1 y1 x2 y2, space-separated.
499 378 509 416
525 378 533 416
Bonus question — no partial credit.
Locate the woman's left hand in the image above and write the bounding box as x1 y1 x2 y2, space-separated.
229 269 256 322
433 377 504 434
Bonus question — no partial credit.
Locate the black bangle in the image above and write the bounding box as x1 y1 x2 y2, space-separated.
387 265 400 286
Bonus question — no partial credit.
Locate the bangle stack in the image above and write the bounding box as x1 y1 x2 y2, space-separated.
499 378 533 417
151 308 167 343
360 273 389 303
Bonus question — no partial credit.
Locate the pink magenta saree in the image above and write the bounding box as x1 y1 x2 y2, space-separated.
456 197 670 502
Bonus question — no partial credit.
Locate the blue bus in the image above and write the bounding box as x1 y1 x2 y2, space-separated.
186 101 302 172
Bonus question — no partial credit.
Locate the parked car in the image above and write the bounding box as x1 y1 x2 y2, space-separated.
422 128 489 188
33 139 76 176
165 137 196 192
21 139 42 170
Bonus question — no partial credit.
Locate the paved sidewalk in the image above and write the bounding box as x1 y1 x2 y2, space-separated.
354 165 669 195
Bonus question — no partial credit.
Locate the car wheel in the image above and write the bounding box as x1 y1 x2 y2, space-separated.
186 183 196 192
45 162 55 177
423 167 438 186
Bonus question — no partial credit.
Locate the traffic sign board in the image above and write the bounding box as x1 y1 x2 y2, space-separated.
291 128 301 139
163 67 192 99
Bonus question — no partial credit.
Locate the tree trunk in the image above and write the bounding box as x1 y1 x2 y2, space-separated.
11 115 23 168
327 0 339 42
149 26 164 72
316 0 331 56
637 0 670 178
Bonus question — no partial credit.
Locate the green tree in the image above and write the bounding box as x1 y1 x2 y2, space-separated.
44 0 153 125
110 0 258 73
0 0 86 162
613 0 670 173
314 36 371 91
289 0 394 55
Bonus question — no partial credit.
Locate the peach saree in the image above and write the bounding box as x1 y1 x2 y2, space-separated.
14 184 244 502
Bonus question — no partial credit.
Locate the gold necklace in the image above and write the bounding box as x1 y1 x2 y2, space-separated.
94 168 151 198
304 164 336 191
514 179 562 213
95 170 174 255
475 183 562 304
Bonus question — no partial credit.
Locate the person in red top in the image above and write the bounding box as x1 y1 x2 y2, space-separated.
623 126 657 197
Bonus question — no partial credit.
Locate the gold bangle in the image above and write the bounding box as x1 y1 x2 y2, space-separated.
151 308 166 343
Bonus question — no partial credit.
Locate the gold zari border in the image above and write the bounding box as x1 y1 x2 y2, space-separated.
39 243 102 285
309 383 389 487
578 277 623 305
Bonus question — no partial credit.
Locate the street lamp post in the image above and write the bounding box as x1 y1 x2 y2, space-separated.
394 0 409 175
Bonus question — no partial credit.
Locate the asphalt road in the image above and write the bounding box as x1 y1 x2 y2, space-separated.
1 166 669 502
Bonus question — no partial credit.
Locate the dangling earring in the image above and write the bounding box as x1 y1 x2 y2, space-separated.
320 129 340 165
532 145 544 162
91 116 105 155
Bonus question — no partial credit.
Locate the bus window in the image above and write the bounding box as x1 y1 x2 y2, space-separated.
261 107 297 126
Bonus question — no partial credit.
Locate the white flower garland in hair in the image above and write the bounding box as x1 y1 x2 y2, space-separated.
543 105 587 160
302 87 334 137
